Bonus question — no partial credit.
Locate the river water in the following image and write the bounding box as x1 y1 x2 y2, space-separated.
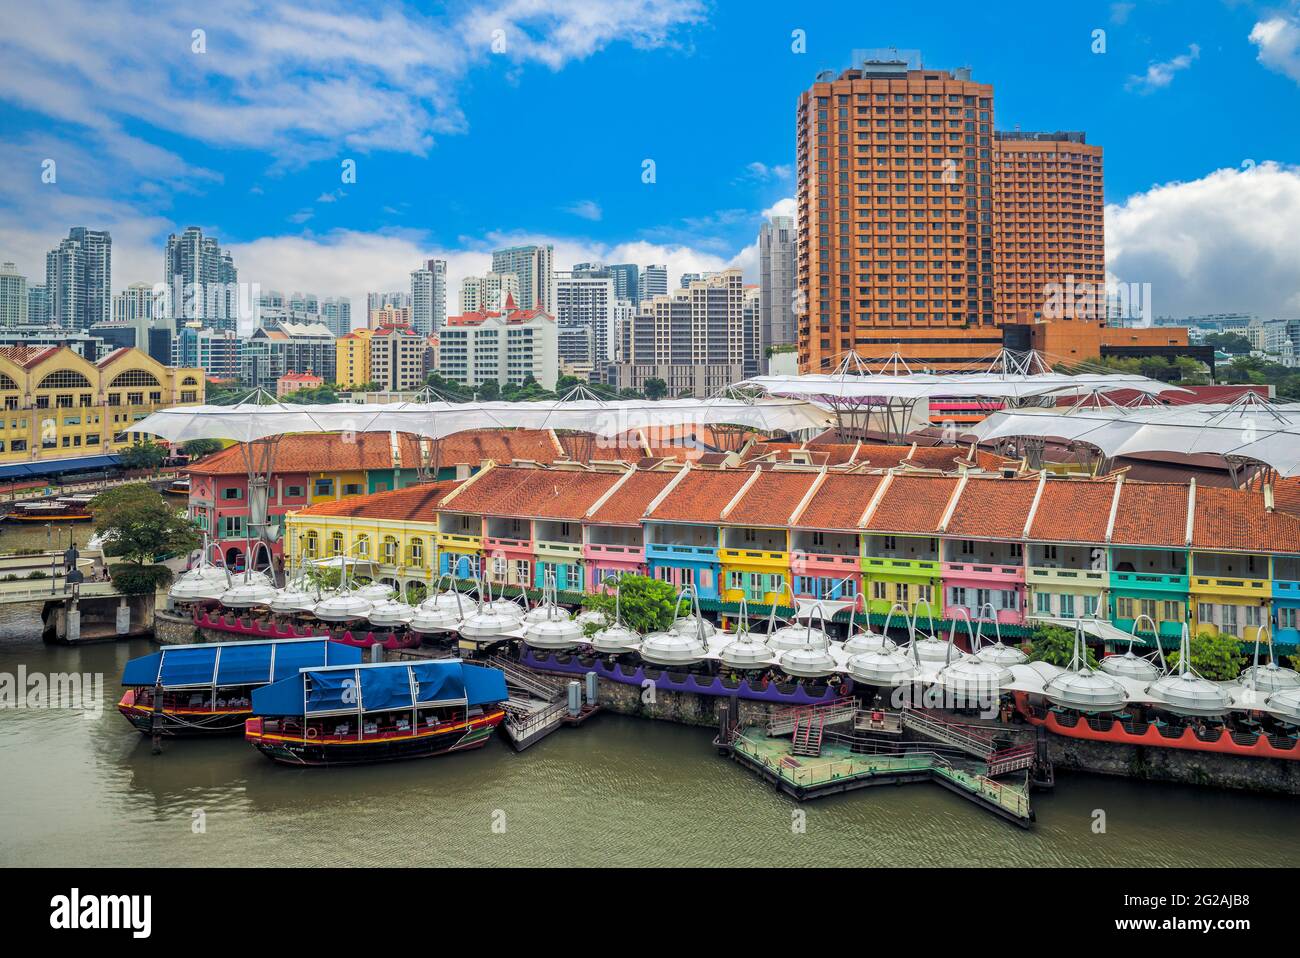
1 626 1297 868
0 522 90 556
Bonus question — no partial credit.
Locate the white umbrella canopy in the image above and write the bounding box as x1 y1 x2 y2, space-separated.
269 587 319 614
367 599 416 628
169 576 229 603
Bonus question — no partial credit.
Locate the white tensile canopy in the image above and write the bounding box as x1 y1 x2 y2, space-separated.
964 396 1300 477
740 370 1179 403
735 350 1182 442
129 395 836 444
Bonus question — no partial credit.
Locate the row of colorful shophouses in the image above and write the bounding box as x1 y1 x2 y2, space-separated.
235 450 1300 653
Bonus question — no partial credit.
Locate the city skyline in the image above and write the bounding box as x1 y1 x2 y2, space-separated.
0 1 1298 324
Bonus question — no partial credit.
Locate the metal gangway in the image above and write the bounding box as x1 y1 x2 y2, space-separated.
900 708 1037 777
487 653 566 700
766 696 857 738
486 654 587 751
900 708 997 760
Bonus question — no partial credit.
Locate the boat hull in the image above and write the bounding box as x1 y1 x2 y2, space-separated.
245 710 505 766
118 691 250 736
1013 691 1300 760
4 511 93 523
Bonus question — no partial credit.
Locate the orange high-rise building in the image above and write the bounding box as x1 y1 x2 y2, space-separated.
796 58 996 372
992 131 1105 326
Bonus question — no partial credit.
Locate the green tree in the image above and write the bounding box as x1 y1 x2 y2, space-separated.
119 441 169 470
1028 625 1098 669
1168 631 1246 681
423 373 473 401
303 564 343 593
282 384 340 404
204 381 246 405
1204 332 1252 355
92 483 200 567
182 438 223 460
107 563 174 595
580 574 677 633
643 378 668 400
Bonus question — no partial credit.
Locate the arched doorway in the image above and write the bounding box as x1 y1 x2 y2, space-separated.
225 546 244 570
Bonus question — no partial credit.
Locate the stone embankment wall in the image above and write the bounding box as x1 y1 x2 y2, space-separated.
152 609 200 646
594 676 783 728
1047 735 1300 796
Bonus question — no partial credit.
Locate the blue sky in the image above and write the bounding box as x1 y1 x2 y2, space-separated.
1 0 1299 318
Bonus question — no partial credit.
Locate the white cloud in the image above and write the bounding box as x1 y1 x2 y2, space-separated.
1250 13 1300 84
1106 161 1300 317
741 161 792 182
564 199 602 221
0 0 706 161
1126 42 1200 93
762 197 796 219
1110 2 1134 26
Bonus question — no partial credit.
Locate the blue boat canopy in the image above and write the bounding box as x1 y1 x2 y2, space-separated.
252 660 508 717
0 453 122 480
121 638 363 689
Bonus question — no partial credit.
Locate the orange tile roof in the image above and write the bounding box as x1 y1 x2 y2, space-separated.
293 481 460 520
587 469 678 525
864 474 959 534
1272 477 1300 518
1191 485 1300 553
743 441 853 467
1027 480 1117 543
186 429 564 477
725 471 819 526
945 476 1039 539
557 431 647 462
438 466 623 520
435 429 563 466
186 432 420 476
645 469 753 523
1110 481 1189 548
0 345 60 368
795 473 884 530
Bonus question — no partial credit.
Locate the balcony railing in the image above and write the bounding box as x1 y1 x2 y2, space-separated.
1111 570 1187 591
483 535 531 551
942 561 1023 578
438 532 481 548
718 547 787 563
585 542 643 558
534 540 582 556
862 556 940 574
645 542 717 559
790 551 859 570
1026 566 1106 584
1191 575 1269 593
